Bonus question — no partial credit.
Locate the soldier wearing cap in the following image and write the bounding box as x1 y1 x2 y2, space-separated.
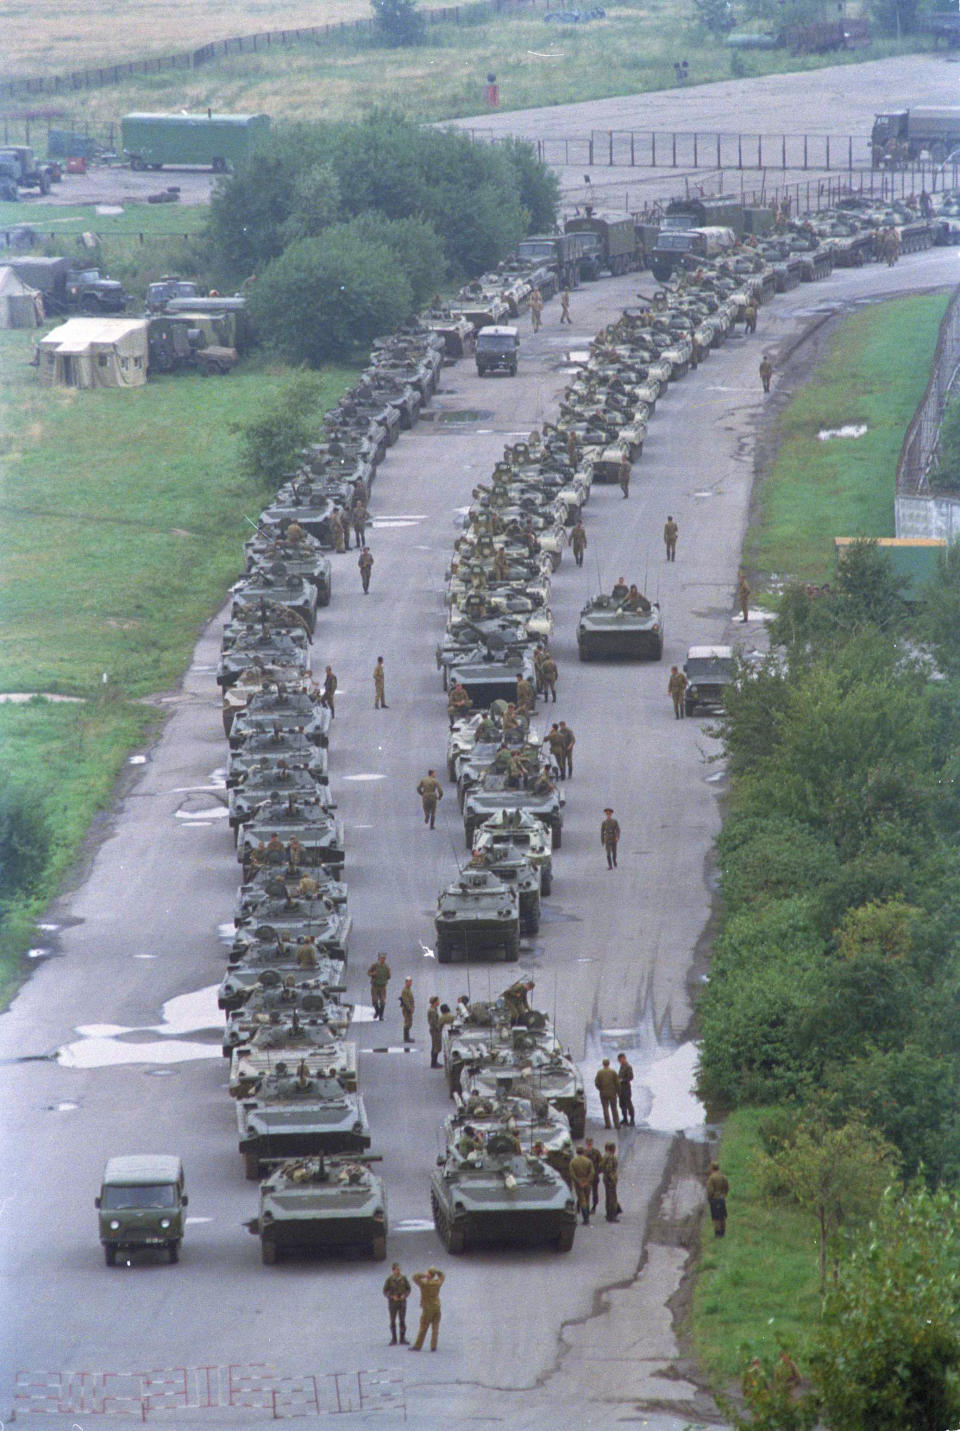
383 1263 411 1344
367 953 391 1021
400 978 415 1043
600 809 620 869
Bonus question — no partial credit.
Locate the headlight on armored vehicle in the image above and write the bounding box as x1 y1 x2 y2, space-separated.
109 1220 121 1230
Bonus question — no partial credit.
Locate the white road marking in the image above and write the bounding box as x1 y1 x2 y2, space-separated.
343 773 386 782
393 1218 436 1233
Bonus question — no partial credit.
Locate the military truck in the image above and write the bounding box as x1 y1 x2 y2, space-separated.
564 212 640 276
664 196 744 236
65 268 127 314
121 112 271 172
0 147 56 196
872 107 960 165
96 1155 187 1266
515 232 593 289
145 276 201 313
649 227 737 281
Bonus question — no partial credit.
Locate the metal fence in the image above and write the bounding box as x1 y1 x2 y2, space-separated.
0 0 538 101
895 286 960 539
463 127 878 172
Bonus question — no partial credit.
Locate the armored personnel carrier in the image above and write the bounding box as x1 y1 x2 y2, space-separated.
468 847 541 935
462 772 563 851
236 1062 371 1179
463 1041 586 1140
430 1128 576 1252
436 616 531 690
446 1084 572 1155
231 568 318 637
229 1020 357 1091
237 794 345 875
472 808 554 895
247 1155 387 1264
226 733 328 790
229 763 330 831
243 531 332 606
217 628 309 690
228 900 352 966
222 975 352 1057
228 689 329 751
234 865 348 922
434 867 520 963
576 592 664 661
218 945 345 1014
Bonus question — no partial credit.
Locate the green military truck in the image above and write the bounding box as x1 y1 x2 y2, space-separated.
121 112 270 173
872 107 960 165
515 232 593 289
564 213 641 276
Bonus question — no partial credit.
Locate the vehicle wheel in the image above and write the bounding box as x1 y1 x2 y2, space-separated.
80 295 99 314
504 933 519 962
39 172 51 194
261 1238 278 1265
371 1235 387 1262
212 157 227 173
464 823 475 850
556 1225 575 1252
104 1242 117 1267
570 1112 586 1139
540 870 552 897
447 756 457 781
524 912 540 936
552 823 562 850
436 935 451 965
446 1224 465 1254
577 645 590 662
244 1153 261 1181
130 157 145 171
168 1240 180 1264
510 363 517 376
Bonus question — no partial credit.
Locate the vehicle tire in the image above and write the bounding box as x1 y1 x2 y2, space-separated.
552 823 562 850
39 172 51 195
436 935 451 964
524 911 540 936
540 870 552 897
261 1238 278 1265
684 702 694 718
570 1111 586 1140
446 1224 465 1254
504 933 519 962
464 822 475 850
371 1235 387 1262
80 295 99 314
104 1242 117 1267
509 363 517 376
556 1225 575 1252
130 157 145 171
244 1153 261 1181
168 1240 180 1264
447 756 457 781
212 157 227 173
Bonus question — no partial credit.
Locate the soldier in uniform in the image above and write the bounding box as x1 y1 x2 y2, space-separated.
529 287 543 332
737 571 750 622
358 546 374 593
296 934 318 969
759 356 773 393
532 643 547 694
373 656 388 709
706 1161 730 1237
540 653 558 702
559 288 572 326
583 1137 603 1213
410 1267 445 1351
330 508 346 554
351 496 368 549
265 832 286 864
663 515 678 562
618 459 631 499
427 995 443 1068
367 953 391 1021
400 977 415 1043
595 1058 621 1128
600 808 620 869
321 665 337 718
447 680 472 730
285 519 305 544
668 665 688 720
570 520 587 567
501 978 535 1023
601 1143 621 1221
492 546 509 581
383 1263 412 1344
516 675 535 714
558 721 575 779
611 576 629 600
617 1051 636 1126
545 723 566 778
417 770 444 828
743 301 757 335
569 1147 595 1224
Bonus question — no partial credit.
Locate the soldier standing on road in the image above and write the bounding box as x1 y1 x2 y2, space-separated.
367 953 391 1021
546 723 567 780
663 515 678 562
400 978 415 1043
321 665 337 718
617 1052 636 1126
427 995 443 1068
595 1058 621 1129
530 288 543 332
600 807 620 869
759 356 773 393
668 665 688 720
558 720 575 779
417 770 444 828
570 520 587 567
359 546 374 593
516 675 535 714
409 1267 445 1351
560 288 573 325
351 497 368 550
706 1161 730 1237
374 656 388 708
584 1137 603 1213
383 1263 411 1344
618 460 631 499
602 1143 622 1221
737 571 751 623
540 652 558 703
330 508 346 554
569 1147 595 1225
743 301 757 335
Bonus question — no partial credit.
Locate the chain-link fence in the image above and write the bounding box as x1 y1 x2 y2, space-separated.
895 286 960 539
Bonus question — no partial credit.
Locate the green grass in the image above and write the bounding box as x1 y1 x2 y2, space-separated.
745 292 951 590
692 1109 823 1387
0 5 925 131
0 324 354 993
0 200 208 236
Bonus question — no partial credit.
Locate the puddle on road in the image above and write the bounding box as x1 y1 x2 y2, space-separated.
57 985 223 1068
582 1007 705 1136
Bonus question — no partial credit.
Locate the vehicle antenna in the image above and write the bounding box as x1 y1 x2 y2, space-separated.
450 836 465 875
553 970 558 1037
244 513 270 538
595 551 603 594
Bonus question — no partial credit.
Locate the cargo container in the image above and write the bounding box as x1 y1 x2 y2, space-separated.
121 113 270 173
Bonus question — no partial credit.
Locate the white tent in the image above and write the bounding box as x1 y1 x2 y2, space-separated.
0 265 43 328
36 317 148 389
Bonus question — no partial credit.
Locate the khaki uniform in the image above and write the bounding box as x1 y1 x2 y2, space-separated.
600 815 620 868
569 1153 594 1222
617 1058 635 1125
571 523 587 567
373 661 387 709
759 358 772 394
417 775 444 828
706 1166 729 1237
321 670 337 717
383 1270 411 1342
594 1064 621 1128
560 289 572 326
516 677 535 713
540 656 558 703
668 668 688 719
737 575 750 622
663 519 678 561
359 548 374 592
296 938 318 969
411 1270 445 1350
558 724 575 779
400 983 415 1040
428 1003 443 1067
368 958 391 1019
601 1150 621 1221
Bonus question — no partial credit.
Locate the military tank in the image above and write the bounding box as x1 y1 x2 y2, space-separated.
430 1128 576 1253
247 1155 387 1264
462 772 564 851
468 848 541 935
222 974 352 1057
229 763 330 831
434 867 520 963
236 1062 371 1179
576 592 664 661
237 794 345 875
463 1041 586 1140
472 808 554 896
228 900 352 966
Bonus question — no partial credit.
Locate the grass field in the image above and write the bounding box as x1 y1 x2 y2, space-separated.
0 324 354 996
0 201 208 237
0 4 918 131
745 291 951 590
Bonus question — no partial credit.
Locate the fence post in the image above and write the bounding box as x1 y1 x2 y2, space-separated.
738 133 742 169
630 132 634 166
588 136 593 166
692 133 697 167
608 130 613 165
716 132 721 168
782 134 786 169
826 135 830 169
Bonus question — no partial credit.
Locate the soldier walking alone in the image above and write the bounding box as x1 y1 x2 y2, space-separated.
618 460 631 499
367 953 391 1021
417 770 444 828
383 1263 411 1344
617 1052 636 1126
560 288 572 325
663 515 678 561
737 571 750 623
373 656 388 708
320 665 337 718
600 807 620 869
358 546 374 593
570 520 587 567
759 356 773 393
529 288 543 332
706 1161 730 1237
668 665 688 720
